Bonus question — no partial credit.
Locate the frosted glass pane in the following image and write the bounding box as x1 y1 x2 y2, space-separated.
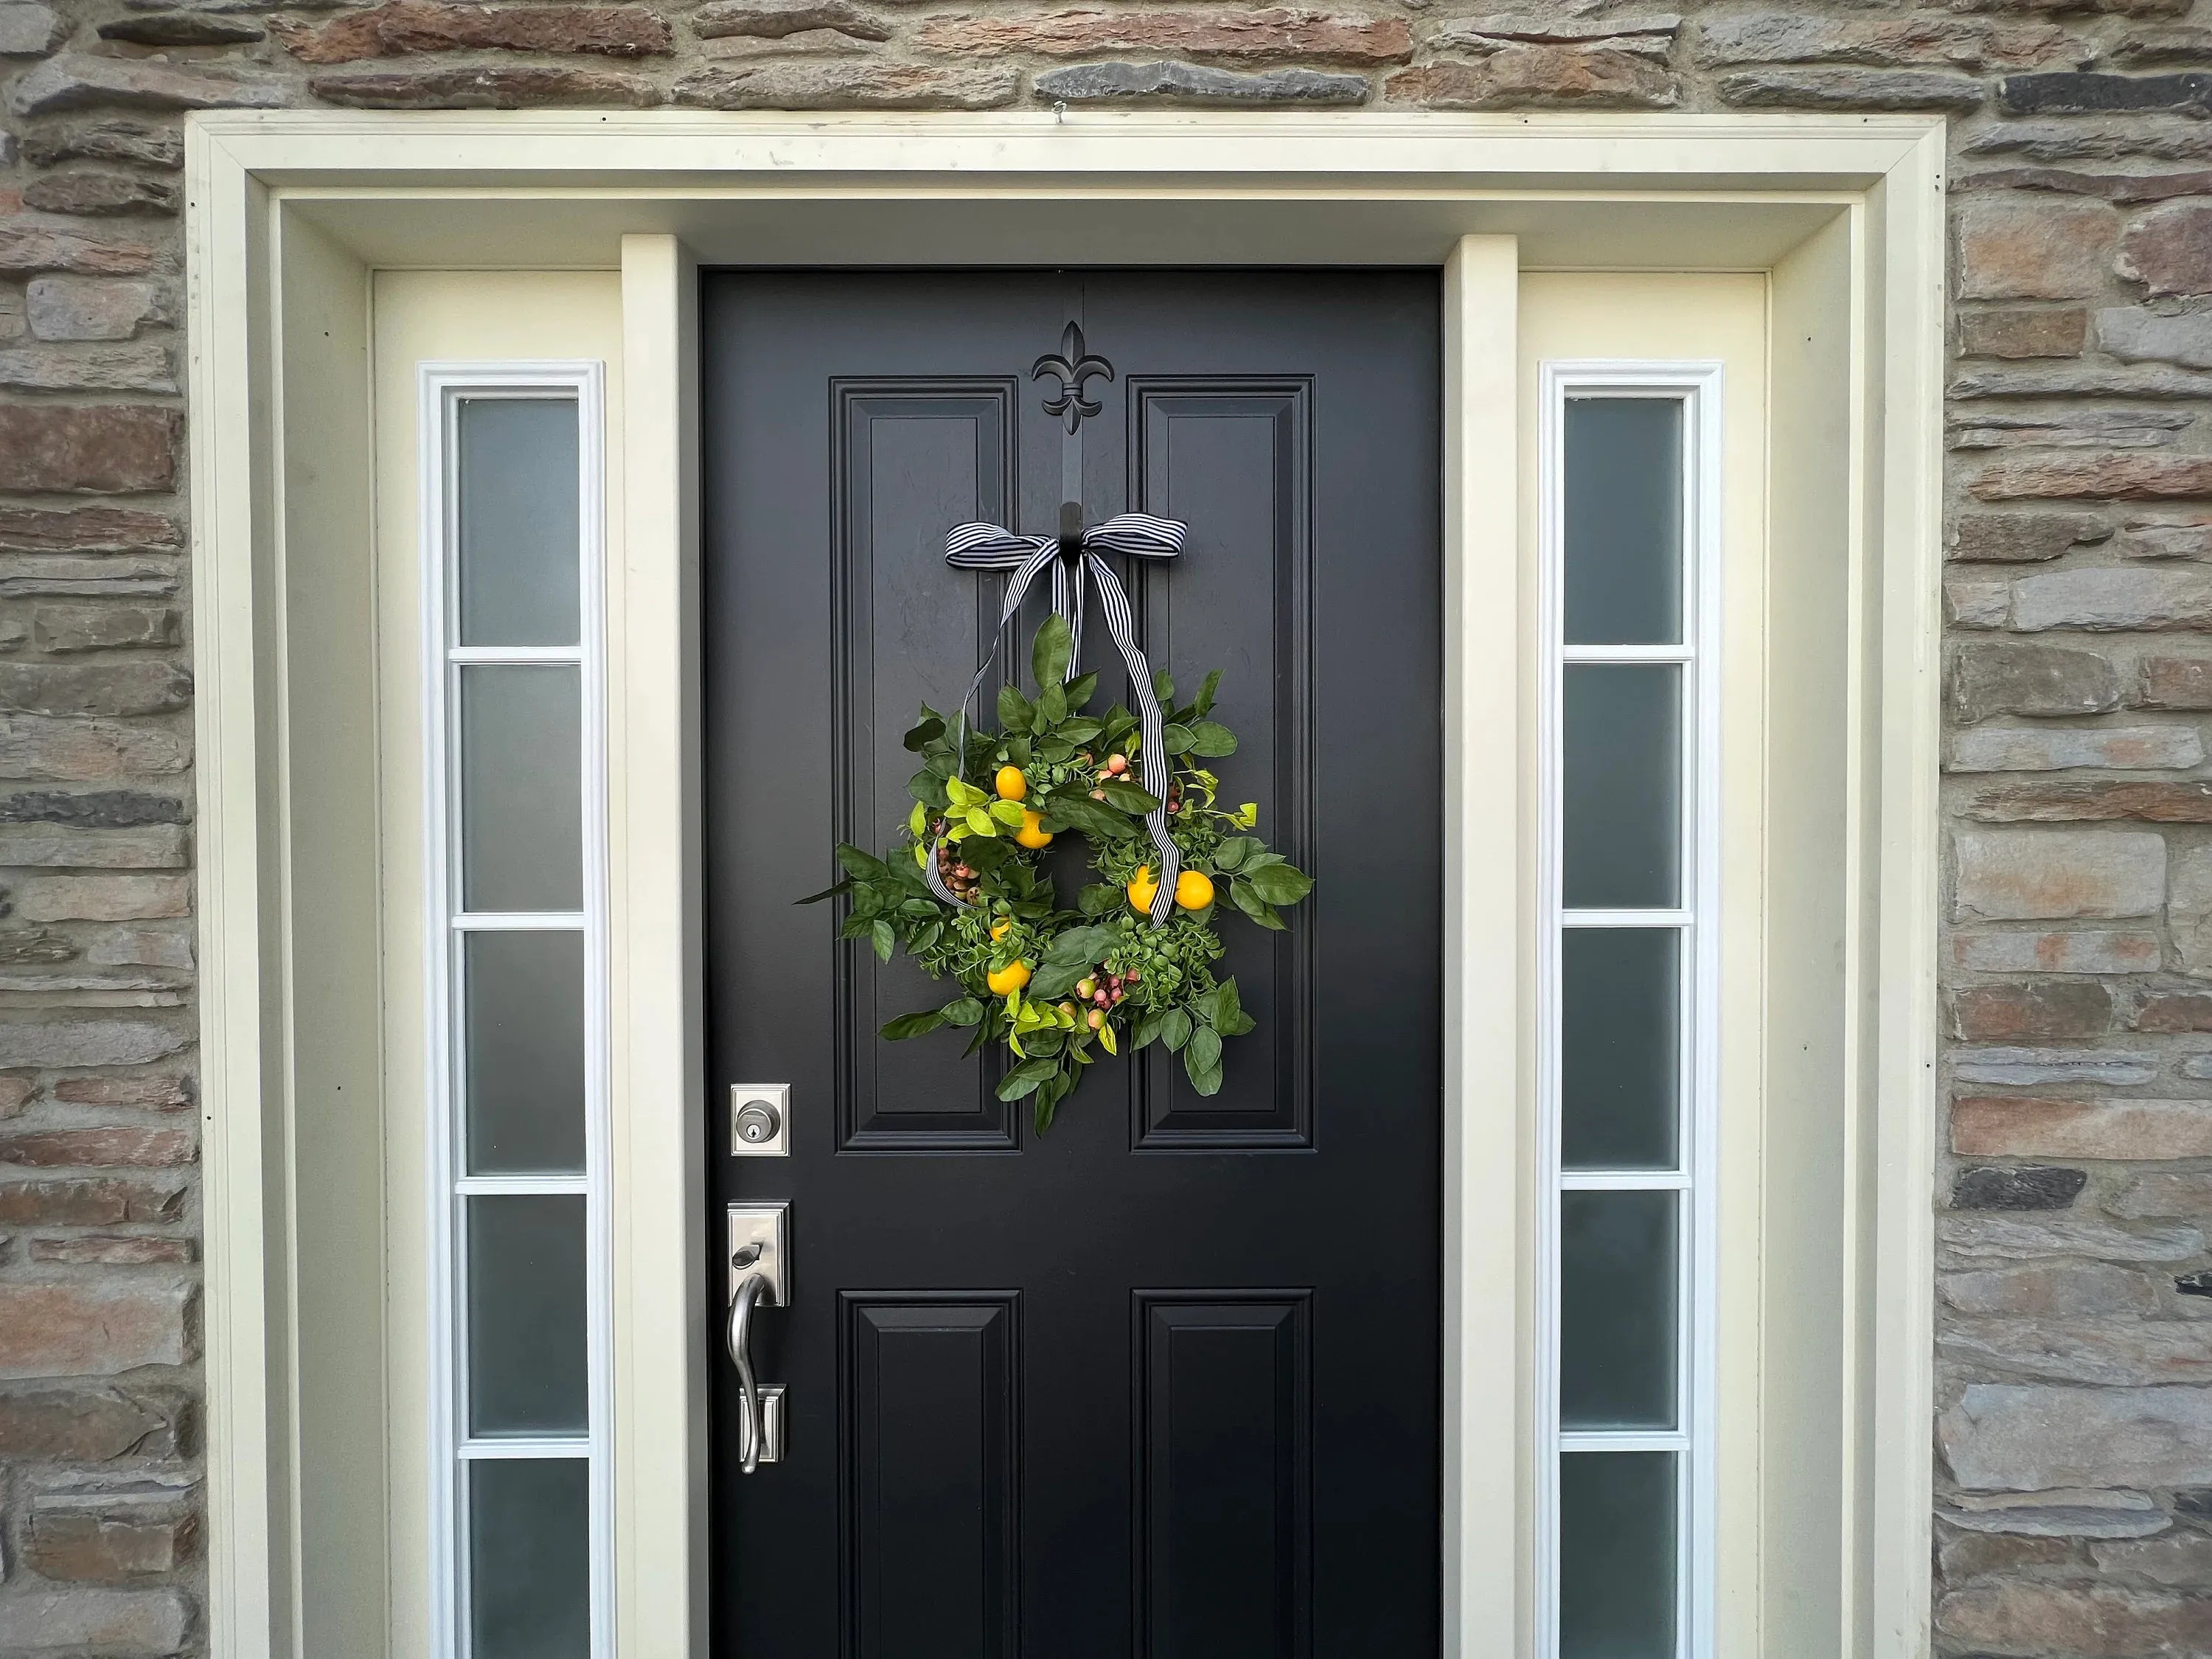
465 930 585 1176
460 665 582 913
457 397 580 647
1562 929 1680 1171
1560 1189 1677 1430
1565 397 1683 647
1562 665 1680 911
467 1194 587 1436
1559 1451 1677 1659
469 1458 590 1659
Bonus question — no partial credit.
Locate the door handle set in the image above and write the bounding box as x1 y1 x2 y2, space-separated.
726 1203 790 1472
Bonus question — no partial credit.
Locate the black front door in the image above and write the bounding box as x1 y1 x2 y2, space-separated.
703 270 1441 1658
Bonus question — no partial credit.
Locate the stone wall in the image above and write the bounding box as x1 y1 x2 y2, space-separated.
1 0 2209 1646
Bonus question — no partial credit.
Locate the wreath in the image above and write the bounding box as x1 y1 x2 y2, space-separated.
807 611 1312 1133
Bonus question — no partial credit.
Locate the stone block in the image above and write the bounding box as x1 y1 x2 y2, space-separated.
0 1384 178 1459
1944 1489 2168 1540
1953 829 2164 921
22 121 184 171
1957 193 2121 299
0 219 156 279
1952 407 2194 451
0 504 178 553
0 662 189 717
1955 1096 2212 1159
84 924 192 969
1719 66 1982 111
2100 305 2212 369
0 1015 189 1066
1421 13 1679 52
2003 71 2212 117
1941 1214 2202 1260
32 1235 195 1265
0 3 66 54
1952 361 2212 399
2177 845 2212 975
1947 1261 2160 1315
2093 1531 2212 1585
26 1477 197 1579
1951 1164 2088 1209
52 1073 191 1108
1043 60 1368 103
2143 658 2212 708
2111 1172 2212 1216
673 60 1018 106
7 50 288 113
1950 981 2113 1039
0 1281 191 1377
1948 725 2201 772
26 276 170 342
1696 12 2075 69
1951 1048 2157 1085
0 717 189 781
0 824 187 866
1941 1579 2212 1656
33 606 179 653
310 63 661 105
0 405 176 493
917 8 1409 60
1966 777 2212 825
2121 201 2212 297
0 341 175 394
0 557 182 599
271 0 672 61
1958 307 2088 359
1951 641 2119 720
1954 931 2160 974
0 1128 195 1168
13 877 190 920
1941 1528 2088 1583
0 1076 32 1116
2010 566 2212 630
692 0 888 38
1975 453 2212 502
0 1588 189 1655
2124 517 2212 560
98 10 263 43
0 1178 183 1225
1943 1383 2212 1489
1385 47 1674 108
1947 574 2011 627
21 172 178 218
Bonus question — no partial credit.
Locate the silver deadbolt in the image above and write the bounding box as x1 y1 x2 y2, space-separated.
729 1084 790 1157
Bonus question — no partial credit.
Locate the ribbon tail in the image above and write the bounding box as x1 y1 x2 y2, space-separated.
1085 549 1180 925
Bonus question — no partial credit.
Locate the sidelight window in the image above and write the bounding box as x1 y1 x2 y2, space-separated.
1537 366 1721 1659
422 366 611 1659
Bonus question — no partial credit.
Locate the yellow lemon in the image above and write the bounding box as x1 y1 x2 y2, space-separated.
990 919 1011 941
1175 869 1215 911
995 765 1028 801
1014 809 1054 849
986 960 1031 996
1127 866 1160 912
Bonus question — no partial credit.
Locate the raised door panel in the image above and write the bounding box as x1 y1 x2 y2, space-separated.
1128 385 1314 1149
833 385 1018 1150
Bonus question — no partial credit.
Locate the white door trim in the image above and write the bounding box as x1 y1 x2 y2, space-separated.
184 111 1944 1659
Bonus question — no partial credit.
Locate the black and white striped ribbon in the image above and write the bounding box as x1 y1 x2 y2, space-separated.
932 512 1187 925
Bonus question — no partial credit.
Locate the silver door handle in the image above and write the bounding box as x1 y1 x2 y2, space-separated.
727 1270 777 1473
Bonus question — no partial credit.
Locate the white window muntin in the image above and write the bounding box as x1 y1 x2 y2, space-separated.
419 361 612 1659
1534 361 1723 1659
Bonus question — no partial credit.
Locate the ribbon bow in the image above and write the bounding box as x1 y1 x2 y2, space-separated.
933 506 1188 924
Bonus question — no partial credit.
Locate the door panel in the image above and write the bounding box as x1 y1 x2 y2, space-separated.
703 271 1441 1657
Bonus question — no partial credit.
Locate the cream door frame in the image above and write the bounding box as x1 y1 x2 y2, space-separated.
183 110 1944 1659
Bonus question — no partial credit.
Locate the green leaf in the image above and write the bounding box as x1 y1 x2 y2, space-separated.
835 844 893 883
995 1055 1059 1101
1162 723 1195 757
1032 613 1074 691
1243 862 1313 905
942 997 986 1027
869 919 895 962
1040 681 1067 726
1185 720 1238 758
998 684 1034 732
1229 880 1287 930
1096 779 1161 814
1078 883 1125 917
1058 717 1103 746
1065 672 1099 711
945 777 986 807
1132 1009 1165 1050
909 768 949 808
989 799 1028 827
1191 668 1222 719
902 714 946 752
1034 1071 1068 1135
1152 668 1175 706
1194 980 1239 1029
881 1008 947 1040
1029 963 1083 1000
1043 924 1116 967
1160 1008 1194 1052
796 877 852 905
1184 1024 1225 1095
1040 791 1137 840
1214 836 1258 872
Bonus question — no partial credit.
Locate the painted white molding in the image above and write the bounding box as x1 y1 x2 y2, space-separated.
184 111 1945 1659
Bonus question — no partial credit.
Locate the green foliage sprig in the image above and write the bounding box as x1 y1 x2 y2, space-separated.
803 614 1312 1133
